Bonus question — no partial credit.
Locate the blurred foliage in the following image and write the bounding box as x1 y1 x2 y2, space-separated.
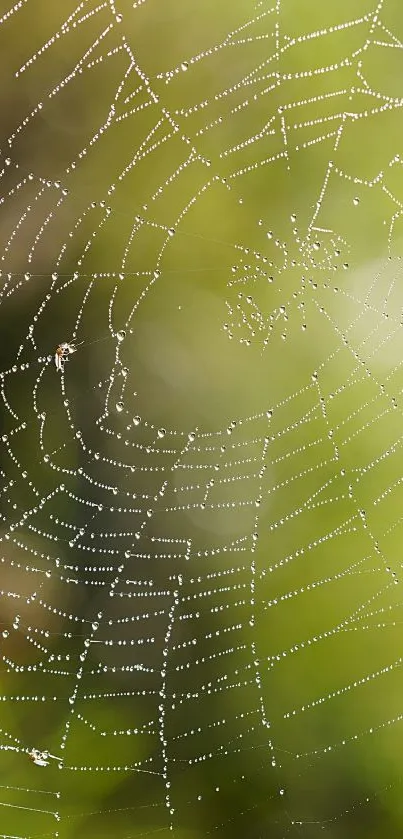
1 2 403 838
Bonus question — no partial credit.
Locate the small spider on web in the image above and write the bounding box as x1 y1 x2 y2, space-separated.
28 747 62 767
54 341 81 372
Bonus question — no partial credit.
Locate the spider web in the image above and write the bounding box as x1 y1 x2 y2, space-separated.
1 0 403 837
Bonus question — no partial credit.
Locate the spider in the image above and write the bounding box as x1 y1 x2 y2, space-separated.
54 341 79 372
28 748 61 767
28 748 50 767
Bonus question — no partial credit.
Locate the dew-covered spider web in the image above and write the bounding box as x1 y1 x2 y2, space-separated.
2 1 403 837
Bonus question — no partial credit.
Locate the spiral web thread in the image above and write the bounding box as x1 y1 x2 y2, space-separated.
1 0 403 836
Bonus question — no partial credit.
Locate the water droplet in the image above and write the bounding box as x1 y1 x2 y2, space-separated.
117 330 126 341
353 197 360 206
116 402 124 413
157 428 166 438
181 62 188 71
133 416 141 426
168 228 175 237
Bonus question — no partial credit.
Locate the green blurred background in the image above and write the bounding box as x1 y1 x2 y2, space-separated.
1 1 403 837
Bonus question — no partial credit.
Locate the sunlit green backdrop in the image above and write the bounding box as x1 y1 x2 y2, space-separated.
1 2 403 838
